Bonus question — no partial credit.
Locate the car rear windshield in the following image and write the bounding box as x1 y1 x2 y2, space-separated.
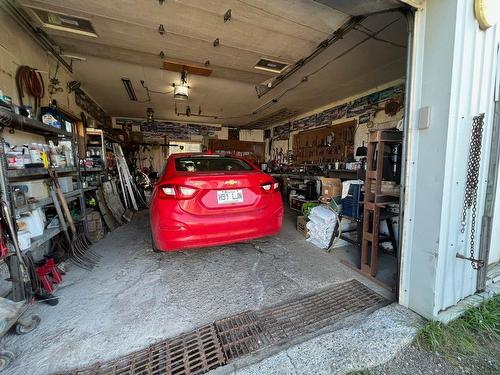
175 157 254 172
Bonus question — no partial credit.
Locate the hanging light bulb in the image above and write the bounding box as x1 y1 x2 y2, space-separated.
174 70 189 100
146 107 154 124
174 84 189 100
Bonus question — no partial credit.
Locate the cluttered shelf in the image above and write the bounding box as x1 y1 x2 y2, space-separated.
7 167 77 179
80 168 104 173
23 227 62 253
15 189 82 214
270 170 359 181
0 107 72 138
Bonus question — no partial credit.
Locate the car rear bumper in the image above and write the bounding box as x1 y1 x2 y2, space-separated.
150 195 283 251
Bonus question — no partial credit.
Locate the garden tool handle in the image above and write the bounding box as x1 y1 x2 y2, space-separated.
50 187 71 243
55 185 77 235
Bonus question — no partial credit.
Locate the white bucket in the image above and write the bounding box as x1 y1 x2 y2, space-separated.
17 230 31 251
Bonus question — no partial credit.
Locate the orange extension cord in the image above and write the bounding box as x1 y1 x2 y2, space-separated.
15 65 45 114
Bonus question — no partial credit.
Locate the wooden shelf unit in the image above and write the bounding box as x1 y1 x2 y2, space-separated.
361 130 402 278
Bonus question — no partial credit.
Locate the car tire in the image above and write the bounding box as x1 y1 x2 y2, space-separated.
151 230 161 253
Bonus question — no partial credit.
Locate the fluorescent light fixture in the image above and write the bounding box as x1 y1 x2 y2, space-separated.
60 54 87 62
254 58 289 74
121 78 137 101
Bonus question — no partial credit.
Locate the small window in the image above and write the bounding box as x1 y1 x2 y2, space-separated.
175 157 254 172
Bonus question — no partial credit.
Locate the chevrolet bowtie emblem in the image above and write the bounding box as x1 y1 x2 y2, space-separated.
224 180 238 186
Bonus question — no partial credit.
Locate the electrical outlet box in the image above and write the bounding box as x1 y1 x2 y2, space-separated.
418 106 431 129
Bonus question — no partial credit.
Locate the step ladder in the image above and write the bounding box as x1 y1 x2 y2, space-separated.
361 130 402 277
113 143 138 211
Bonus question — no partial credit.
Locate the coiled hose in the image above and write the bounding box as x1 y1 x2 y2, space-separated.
15 65 45 114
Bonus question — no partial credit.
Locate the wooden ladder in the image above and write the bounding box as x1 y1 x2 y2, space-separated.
361 130 402 277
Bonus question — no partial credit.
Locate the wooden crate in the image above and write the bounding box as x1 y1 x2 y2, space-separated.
296 216 309 238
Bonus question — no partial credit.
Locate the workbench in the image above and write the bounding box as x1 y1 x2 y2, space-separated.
270 169 360 181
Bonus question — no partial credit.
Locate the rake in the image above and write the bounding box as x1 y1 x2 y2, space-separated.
48 170 100 268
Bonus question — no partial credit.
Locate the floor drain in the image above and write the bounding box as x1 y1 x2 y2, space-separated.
214 311 271 360
56 324 226 375
55 279 387 374
258 279 387 342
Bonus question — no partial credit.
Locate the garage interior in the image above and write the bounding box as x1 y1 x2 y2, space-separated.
0 0 414 373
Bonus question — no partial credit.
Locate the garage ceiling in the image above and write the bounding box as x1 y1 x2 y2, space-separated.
17 0 409 127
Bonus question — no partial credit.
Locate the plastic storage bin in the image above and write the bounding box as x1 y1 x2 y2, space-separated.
17 208 45 237
58 176 74 193
17 230 31 251
11 180 49 200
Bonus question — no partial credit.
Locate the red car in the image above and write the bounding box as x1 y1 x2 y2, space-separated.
150 153 283 251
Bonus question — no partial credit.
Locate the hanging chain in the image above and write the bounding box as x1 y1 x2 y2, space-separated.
458 113 485 270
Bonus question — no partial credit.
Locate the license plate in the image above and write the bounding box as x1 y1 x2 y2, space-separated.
217 189 243 204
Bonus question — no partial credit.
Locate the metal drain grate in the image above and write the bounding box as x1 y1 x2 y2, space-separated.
56 279 387 374
258 279 387 343
58 324 226 375
214 311 271 360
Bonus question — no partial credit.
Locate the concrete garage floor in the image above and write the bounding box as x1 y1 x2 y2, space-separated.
2 210 420 374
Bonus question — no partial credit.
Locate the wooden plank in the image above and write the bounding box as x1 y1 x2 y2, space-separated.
102 181 125 224
163 60 212 76
96 189 118 231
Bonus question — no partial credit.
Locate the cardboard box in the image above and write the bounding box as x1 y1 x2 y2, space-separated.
320 177 342 198
296 216 309 238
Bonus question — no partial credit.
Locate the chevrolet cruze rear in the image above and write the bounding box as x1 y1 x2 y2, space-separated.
150 154 283 251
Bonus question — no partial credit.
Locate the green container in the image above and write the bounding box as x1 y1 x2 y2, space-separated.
301 202 319 218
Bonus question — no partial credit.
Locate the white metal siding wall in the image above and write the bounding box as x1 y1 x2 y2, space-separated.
400 0 499 319
400 0 458 319
434 1 499 315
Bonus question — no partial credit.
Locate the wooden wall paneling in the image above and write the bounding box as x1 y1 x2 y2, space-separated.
208 139 265 162
292 120 356 164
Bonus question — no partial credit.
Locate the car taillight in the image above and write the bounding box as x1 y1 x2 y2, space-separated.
261 181 279 193
158 185 199 199
161 186 176 197
177 186 198 199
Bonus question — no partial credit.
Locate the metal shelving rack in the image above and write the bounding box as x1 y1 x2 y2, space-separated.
0 107 86 262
